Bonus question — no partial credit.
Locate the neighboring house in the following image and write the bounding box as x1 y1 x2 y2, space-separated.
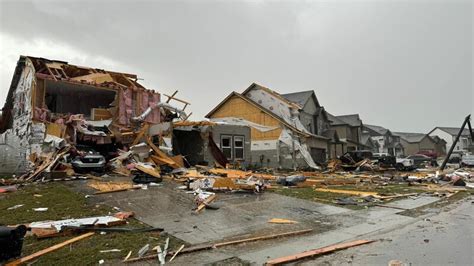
326 113 368 158
363 124 404 156
361 131 379 153
281 90 333 161
394 132 446 156
428 127 473 154
205 83 329 169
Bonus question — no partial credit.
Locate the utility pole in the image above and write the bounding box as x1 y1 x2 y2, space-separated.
440 114 473 170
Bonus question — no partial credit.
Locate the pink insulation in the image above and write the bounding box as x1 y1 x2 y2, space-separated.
118 88 161 126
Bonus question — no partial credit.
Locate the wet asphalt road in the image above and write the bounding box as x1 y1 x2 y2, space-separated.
305 197 474 266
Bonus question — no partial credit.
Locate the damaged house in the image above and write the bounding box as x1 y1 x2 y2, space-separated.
0 56 185 175
206 83 330 169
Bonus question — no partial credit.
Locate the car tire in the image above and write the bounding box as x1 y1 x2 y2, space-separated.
395 163 405 171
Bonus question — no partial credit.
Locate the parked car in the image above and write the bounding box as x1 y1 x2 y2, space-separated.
395 157 416 171
406 154 435 167
372 153 415 170
416 150 437 159
340 150 373 164
71 146 106 173
461 154 474 167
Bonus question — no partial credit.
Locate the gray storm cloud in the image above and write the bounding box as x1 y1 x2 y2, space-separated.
0 0 472 132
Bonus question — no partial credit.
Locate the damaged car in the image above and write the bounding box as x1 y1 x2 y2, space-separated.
71 146 106 173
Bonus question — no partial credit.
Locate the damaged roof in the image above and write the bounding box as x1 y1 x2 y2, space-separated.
364 124 390 136
241 82 301 109
281 90 316 108
206 91 321 138
25 56 149 91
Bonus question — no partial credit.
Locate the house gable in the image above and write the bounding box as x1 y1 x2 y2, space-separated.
207 93 282 141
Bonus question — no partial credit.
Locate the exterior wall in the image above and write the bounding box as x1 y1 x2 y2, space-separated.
418 136 436 152
332 125 349 139
209 95 282 141
299 97 318 134
399 139 418 155
371 136 387 153
206 124 252 166
0 59 40 175
299 112 314 134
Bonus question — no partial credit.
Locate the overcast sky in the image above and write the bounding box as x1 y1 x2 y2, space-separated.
0 0 472 132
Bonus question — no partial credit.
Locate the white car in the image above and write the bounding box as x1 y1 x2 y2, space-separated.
395 157 416 171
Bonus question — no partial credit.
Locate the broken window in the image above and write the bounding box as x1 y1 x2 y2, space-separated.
234 136 244 160
221 135 232 160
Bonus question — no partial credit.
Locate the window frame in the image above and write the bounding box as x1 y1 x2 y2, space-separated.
233 135 245 160
220 135 233 160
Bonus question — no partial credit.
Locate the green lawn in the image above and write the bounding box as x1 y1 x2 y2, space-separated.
0 182 184 265
271 183 427 210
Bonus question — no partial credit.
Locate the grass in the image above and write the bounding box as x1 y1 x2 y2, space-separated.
0 182 184 265
271 183 427 210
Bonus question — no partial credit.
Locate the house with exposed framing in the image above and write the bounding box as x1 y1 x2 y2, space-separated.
206 83 330 169
0 56 168 174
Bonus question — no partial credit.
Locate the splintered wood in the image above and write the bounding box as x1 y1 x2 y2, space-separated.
208 168 276 180
265 239 376 265
314 188 379 197
6 232 95 266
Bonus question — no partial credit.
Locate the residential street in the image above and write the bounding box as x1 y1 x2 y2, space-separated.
306 197 474 266
0 1 472 265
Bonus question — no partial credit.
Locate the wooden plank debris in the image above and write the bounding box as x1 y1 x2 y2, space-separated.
314 188 379 197
6 232 95 266
125 229 313 263
168 244 185 262
268 218 298 224
88 181 135 194
265 239 376 265
195 194 217 213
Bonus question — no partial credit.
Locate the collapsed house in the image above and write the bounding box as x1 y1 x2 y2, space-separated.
0 56 187 175
206 83 330 169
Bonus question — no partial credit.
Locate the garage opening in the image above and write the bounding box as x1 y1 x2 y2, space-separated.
43 80 116 118
172 129 205 166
